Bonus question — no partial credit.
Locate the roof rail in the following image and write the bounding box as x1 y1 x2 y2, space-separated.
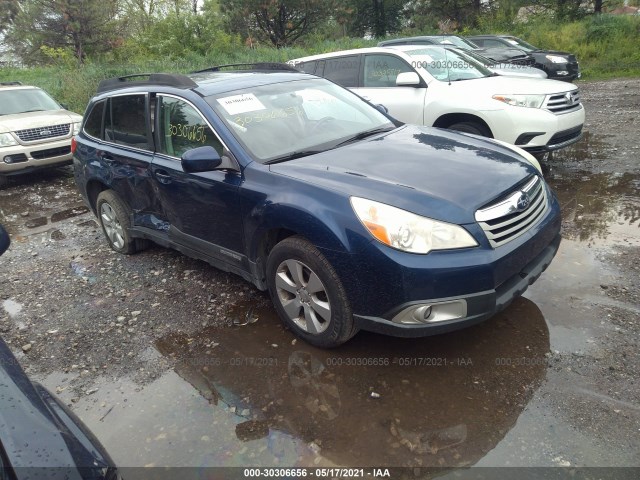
193 63 299 73
97 73 197 93
0 81 23 86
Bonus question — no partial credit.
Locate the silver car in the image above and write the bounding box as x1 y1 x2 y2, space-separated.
0 82 82 187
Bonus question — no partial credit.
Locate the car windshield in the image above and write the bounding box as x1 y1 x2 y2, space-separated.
0 88 61 115
425 36 476 49
504 37 538 52
448 48 493 67
404 47 493 81
207 78 395 163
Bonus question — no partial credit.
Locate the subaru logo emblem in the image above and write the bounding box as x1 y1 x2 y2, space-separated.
516 192 530 211
39 130 51 136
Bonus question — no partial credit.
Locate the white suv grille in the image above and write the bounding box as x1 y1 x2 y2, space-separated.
544 90 581 114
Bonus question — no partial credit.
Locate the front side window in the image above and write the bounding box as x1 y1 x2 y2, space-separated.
404 48 492 81
105 95 150 150
364 55 414 88
157 96 222 158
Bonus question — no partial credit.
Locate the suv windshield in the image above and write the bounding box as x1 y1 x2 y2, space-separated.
503 37 538 52
404 47 493 81
207 78 394 163
0 88 61 116
430 36 478 49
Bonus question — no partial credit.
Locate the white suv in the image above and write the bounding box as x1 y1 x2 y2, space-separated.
0 82 82 187
290 46 585 158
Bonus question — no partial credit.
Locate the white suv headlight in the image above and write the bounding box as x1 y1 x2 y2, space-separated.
546 55 568 64
0 133 18 147
72 122 82 135
350 197 478 254
492 94 545 108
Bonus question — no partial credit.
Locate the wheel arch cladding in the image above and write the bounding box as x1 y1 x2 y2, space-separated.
433 113 493 137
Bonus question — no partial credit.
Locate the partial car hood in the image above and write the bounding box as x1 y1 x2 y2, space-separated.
0 109 82 134
270 125 538 225
492 65 547 79
462 74 577 94
476 47 528 62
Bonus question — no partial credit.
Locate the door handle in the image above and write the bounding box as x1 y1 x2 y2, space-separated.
155 169 172 184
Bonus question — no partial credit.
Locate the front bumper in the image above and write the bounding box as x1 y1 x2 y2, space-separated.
353 233 560 337
0 137 73 176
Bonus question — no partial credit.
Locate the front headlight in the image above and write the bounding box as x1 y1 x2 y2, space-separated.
350 197 478 254
0 133 18 147
546 55 568 64
492 94 545 108
72 122 82 135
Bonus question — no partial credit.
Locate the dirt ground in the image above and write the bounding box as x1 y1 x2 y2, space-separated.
0 78 638 472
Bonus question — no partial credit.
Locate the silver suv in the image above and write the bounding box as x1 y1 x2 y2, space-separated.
0 82 82 187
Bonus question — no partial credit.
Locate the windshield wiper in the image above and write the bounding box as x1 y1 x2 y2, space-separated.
265 150 324 164
21 109 46 113
333 126 395 148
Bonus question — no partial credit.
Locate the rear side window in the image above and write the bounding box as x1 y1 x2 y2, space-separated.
157 96 223 158
364 55 414 88
105 95 150 150
323 56 360 88
83 100 105 139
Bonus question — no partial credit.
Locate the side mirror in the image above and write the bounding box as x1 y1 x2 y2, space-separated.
396 72 421 87
0 224 10 256
181 146 222 173
375 104 389 114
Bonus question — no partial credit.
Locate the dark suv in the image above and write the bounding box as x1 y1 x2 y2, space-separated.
73 66 561 348
467 35 580 81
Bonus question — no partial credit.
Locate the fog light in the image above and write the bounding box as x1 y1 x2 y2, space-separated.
4 154 28 164
392 300 467 325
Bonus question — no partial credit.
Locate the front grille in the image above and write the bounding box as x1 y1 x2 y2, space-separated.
15 123 70 142
548 125 582 146
31 146 71 160
544 90 581 114
476 176 548 248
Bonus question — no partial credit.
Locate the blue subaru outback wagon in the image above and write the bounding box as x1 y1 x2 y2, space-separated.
73 64 561 348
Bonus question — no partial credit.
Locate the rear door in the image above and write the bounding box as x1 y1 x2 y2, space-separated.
149 94 246 267
84 94 157 224
352 53 428 125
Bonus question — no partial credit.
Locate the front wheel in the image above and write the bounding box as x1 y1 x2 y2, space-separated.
266 236 357 348
448 121 491 138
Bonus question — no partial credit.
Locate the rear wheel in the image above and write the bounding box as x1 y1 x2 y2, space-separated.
448 121 491 138
266 236 357 348
96 190 148 254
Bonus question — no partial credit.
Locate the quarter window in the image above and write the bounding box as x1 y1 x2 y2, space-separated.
158 97 222 158
105 95 150 150
364 55 414 88
84 100 105 139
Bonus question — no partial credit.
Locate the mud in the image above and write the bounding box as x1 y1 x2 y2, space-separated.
0 78 638 472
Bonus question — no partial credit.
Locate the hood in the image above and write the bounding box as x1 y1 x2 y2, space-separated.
532 50 577 62
0 109 82 134
461 74 577 94
476 47 528 62
270 125 538 224
492 65 547 79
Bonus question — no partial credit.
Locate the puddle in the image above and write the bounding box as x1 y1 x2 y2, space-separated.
69 298 551 468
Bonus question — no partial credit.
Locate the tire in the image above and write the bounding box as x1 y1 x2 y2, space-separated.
448 121 491 138
96 190 147 254
266 236 357 348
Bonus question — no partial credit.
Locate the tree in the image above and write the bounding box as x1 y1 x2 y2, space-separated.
220 0 333 47
0 0 21 34
5 0 122 64
344 0 405 38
